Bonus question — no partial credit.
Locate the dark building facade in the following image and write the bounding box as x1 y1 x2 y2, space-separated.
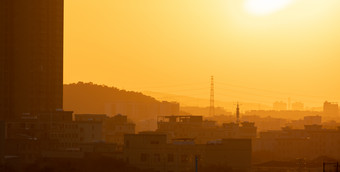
0 0 64 120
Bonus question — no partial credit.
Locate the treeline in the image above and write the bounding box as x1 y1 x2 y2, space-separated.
64 82 160 113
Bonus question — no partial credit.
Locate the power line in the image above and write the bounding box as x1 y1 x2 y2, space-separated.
215 81 329 99
209 76 215 116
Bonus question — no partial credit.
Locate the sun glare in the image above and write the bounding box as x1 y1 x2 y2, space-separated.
245 0 293 16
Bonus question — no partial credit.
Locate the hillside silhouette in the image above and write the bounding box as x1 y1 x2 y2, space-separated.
63 82 179 130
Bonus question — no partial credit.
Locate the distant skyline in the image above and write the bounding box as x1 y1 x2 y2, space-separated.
64 0 340 107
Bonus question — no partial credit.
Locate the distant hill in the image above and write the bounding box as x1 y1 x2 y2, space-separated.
64 82 159 113
63 82 179 131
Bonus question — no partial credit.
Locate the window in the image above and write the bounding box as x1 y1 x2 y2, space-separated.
168 154 174 162
154 154 161 162
181 154 189 163
141 153 149 162
150 141 159 144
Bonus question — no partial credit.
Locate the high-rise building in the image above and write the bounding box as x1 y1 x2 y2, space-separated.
323 101 339 117
0 0 64 120
292 102 304 111
273 101 287 111
0 121 5 163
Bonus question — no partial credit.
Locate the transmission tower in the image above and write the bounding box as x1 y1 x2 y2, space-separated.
209 76 215 116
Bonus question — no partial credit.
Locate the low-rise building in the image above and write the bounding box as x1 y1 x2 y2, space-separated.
124 133 251 172
157 115 257 144
253 125 340 161
75 114 135 145
5 111 104 162
104 114 135 145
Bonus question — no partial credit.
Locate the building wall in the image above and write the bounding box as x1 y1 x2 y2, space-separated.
205 139 252 169
104 115 135 145
157 116 256 144
292 102 304 111
78 122 103 143
273 101 287 111
4 111 104 162
75 114 107 122
75 114 136 145
124 134 252 172
323 101 339 117
0 121 5 164
105 124 135 145
0 0 64 120
254 126 340 161
49 122 80 149
0 1 11 121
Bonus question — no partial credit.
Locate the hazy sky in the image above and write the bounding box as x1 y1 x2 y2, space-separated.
64 0 340 107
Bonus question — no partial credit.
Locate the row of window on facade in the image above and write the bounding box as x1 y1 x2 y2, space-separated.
140 153 200 163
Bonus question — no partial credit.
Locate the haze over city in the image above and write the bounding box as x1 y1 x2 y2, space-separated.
2 0 340 172
64 0 340 107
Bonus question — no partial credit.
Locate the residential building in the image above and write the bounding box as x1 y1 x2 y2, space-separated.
0 0 64 120
157 115 257 144
124 133 251 172
253 125 340 161
5 111 103 162
75 114 135 145
273 101 287 111
292 102 304 111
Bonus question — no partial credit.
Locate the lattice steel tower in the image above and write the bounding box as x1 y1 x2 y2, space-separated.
209 76 215 116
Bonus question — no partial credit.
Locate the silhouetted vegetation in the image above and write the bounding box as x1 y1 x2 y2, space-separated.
64 82 178 122
64 82 159 112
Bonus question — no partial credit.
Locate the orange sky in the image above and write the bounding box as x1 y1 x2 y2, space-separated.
64 0 340 107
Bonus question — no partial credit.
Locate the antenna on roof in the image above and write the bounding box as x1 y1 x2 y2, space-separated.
235 102 242 124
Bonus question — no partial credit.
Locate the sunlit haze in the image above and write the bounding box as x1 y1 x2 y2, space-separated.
3 1 340 171
245 0 293 15
64 0 340 108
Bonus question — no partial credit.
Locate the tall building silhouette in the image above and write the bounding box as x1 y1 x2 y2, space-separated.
0 0 64 120
323 101 339 117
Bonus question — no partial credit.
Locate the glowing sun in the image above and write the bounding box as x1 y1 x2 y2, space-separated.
245 0 293 16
